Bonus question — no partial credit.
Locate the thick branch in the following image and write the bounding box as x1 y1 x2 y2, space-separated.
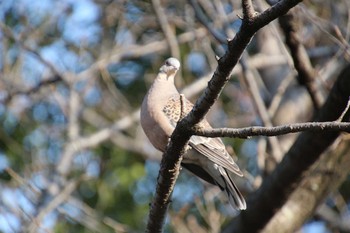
145 128 190 233
262 142 350 233
224 65 350 233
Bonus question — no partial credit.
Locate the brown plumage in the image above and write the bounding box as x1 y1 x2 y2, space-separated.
140 57 246 210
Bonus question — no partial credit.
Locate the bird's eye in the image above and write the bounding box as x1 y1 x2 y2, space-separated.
165 60 170 66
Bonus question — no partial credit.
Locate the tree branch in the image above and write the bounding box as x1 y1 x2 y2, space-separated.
3 75 62 104
242 0 255 21
224 64 350 233
195 122 350 138
278 9 324 109
188 0 226 43
262 141 350 233
152 0 180 58
240 56 283 160
0 22 65 104
2 28 208 104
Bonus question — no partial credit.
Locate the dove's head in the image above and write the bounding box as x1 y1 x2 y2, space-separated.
159 57 180 76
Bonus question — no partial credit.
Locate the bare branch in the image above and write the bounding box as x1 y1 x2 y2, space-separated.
152 0 180 58
64 197 130 233
254 0 303 30
337 97 350 121
188 0 226 43
242 0 255 21
262 140 350 233
179 94 187 120
278 9 324 109
0 22 65 104
195 122 350 138
3 75 61 104
67 85 81 140
224 64 350 233
316 204 350 232
28 177 85 233
0 22 62 78
240 55 283 160
3 28 208 103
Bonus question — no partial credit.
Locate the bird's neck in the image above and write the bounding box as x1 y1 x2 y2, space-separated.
151 73 178 95
155 72 175 82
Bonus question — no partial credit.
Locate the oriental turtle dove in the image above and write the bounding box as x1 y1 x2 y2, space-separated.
140 57 246 210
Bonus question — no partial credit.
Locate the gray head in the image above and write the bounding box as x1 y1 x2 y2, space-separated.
159 57 180 75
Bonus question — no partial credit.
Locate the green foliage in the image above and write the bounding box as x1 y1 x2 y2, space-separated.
74 144 148 231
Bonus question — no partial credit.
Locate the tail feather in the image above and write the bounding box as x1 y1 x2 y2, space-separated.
182 151 246 210
218 166 246 210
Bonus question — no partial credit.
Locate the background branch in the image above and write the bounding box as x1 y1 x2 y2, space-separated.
262 140 350 233
152 0 181 59
278 8 324 109
224 64 350 233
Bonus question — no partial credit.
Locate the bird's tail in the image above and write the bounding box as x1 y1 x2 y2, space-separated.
217 166 246 210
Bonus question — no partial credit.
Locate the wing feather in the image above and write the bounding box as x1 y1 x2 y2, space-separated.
162 95 243 176
190 136 243 176
217 166 246 210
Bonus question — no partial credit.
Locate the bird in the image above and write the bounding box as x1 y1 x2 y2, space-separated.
140 57 246 210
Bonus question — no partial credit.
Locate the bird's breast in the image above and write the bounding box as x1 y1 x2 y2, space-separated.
141 95 171 152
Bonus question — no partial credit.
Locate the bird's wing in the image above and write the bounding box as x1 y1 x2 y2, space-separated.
163 95 243 177
162 94 194 127
181 163 216 184
189 135 243 176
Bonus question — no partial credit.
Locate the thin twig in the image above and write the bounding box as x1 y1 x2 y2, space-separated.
188 0 226 43
337 97 350 121
66 197 130 233
0 22 62 78
240 55 283 160
28 176 86 233
68 85 81 140
3 28 208 103
3 75 61 104
0 22 64 104
179 94 187 120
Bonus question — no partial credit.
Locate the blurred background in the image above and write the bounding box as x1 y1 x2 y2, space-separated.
0 0 349 232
